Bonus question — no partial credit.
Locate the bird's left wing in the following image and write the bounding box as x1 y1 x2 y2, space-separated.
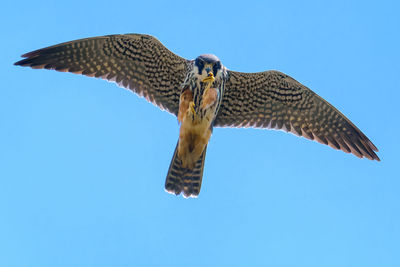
214 70 379 160
15 34 189 115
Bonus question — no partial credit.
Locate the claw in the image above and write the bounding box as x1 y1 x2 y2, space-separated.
202 72 215 83
189 101 196 115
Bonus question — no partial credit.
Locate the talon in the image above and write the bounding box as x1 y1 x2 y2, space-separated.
202 72 215 83
189 101 196 115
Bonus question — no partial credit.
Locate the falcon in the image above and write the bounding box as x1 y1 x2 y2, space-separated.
14 33 380 198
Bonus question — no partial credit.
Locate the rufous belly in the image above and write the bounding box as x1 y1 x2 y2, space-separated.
177 87 218 169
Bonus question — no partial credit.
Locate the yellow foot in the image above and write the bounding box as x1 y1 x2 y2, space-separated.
202 72 215 83
189 101 196 115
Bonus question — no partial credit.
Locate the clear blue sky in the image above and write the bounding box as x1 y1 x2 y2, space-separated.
1 1 399 266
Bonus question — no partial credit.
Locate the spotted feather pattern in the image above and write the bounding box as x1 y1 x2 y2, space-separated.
14 34 189 115
215 70 379 161
15 34 380 198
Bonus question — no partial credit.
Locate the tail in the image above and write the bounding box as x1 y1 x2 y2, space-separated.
165 142 207 198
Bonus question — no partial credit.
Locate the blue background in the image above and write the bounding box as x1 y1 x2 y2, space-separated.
1 1 399 266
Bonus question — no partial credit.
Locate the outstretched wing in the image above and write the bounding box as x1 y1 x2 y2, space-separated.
215 70 379 161
14 34 189 115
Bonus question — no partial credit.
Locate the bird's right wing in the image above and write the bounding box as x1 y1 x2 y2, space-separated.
214 70 379 161
15 34 189 115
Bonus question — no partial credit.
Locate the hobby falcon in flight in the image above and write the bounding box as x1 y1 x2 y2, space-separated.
15 33 380 198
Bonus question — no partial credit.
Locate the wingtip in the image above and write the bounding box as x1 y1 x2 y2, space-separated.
372 153 381 162
14 55 33 66
21 49 42 58
14 59 25 66
364 139 380 161
362 148 380 161
14 47 47 66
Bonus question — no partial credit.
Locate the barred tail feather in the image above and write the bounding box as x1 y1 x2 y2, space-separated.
165 142 207 198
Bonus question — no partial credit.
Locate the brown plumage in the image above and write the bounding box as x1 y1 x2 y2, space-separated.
215 71 379 161
15 33 379 198
14 34 187 115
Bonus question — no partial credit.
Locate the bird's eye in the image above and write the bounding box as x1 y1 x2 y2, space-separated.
213 61 221 76
195 58 203 67
196 58 204 74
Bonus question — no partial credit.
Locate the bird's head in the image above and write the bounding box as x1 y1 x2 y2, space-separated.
194 54 224 83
